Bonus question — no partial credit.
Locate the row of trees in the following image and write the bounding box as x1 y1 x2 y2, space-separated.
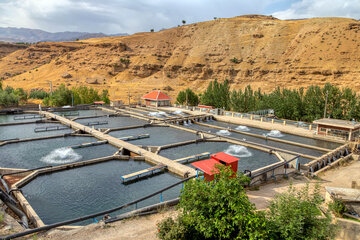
0 80 110 107
176 80 360 122
43 84 110 107
0 81 28 107
158 166 337 240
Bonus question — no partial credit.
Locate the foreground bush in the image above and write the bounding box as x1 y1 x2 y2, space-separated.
158 166 269 240
267 184 337 240
158 167 337 240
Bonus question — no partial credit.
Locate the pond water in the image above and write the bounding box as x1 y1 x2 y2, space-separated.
205 120 341 149
182 123 326 157
21 160 181 225
109 126 199 146
159 141 280 171
0 136 118 169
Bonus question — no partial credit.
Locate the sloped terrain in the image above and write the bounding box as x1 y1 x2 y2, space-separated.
1 15 360 101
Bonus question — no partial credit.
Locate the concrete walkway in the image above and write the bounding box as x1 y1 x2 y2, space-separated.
40 111 197 178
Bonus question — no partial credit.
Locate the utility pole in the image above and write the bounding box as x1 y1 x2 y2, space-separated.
128 86 131 106
49 81 53 96
323 90 329 118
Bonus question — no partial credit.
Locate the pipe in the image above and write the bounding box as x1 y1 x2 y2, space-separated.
0 189 28 229
1 175 196 240
105 198 180 224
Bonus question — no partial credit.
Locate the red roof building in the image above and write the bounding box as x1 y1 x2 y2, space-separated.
191 152 239 181
141 90 172 107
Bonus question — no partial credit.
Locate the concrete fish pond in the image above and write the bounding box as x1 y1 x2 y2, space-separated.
158 141 280 171
0 136 118 169
20 160 181 225
0 106 349 231
108 126 200 146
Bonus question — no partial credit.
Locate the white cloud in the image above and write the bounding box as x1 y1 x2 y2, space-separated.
0 0 276 34
273 0 360 20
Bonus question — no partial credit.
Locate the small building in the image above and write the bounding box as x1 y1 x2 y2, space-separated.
110 100 123 107
313 118 360 141
191 152 239 182
141 90 171 107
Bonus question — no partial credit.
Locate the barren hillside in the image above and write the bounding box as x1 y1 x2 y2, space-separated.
1 15 360 101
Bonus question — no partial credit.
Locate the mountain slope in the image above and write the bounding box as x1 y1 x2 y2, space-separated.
0 27 127 43
1 15 360 101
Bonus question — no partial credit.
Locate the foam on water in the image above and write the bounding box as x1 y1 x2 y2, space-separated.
235 125 250 131
216 129 231 136
173 110 183 115
263 130 284 138
224 145 252 158
148 111 168 117
40 147 82 164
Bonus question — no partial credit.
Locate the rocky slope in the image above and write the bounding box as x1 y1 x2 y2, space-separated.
0 42 28 59
1 15 360 101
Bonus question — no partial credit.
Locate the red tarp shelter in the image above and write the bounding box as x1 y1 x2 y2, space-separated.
191 152 239 181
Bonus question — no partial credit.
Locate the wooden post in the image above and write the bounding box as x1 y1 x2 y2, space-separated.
309 124 312 131
272 119 274 124
283 120 286 126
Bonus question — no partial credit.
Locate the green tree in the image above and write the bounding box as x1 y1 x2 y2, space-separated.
101 89 110 104
267 184 337 239
176 88 199 106
158 166 269 240
14 88 28 102
182 20 186 25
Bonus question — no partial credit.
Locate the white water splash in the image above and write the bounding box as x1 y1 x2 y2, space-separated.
216 129 231 136
173 110 183 115
263 130 284 138
224 145 252 158
148 111 168 117
40 147 82 164
235 125 250 131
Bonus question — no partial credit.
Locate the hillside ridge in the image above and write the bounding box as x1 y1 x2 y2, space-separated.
1 15 359 101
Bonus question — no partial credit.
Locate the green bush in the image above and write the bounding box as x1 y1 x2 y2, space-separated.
328 198 347 217
29 90 49 99
158 170 337 240
176 88 199 106
267 184 338 240
158 166 269 240
42 84 110 107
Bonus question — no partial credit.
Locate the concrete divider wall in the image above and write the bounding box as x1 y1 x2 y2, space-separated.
305 144 350 172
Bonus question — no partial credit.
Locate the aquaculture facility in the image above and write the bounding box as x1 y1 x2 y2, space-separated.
0 103 355 238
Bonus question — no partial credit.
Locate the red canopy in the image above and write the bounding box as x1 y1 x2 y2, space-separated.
211 152 239 164
191 159 221 176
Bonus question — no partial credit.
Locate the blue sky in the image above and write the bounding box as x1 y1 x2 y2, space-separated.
0 0 359 34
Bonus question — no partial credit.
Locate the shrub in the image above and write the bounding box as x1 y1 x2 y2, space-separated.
267 184 338 240
328 198 347 217
158 166 269 240
30 90 49 99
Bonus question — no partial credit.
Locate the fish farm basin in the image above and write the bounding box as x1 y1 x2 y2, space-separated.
0 107 347 229
0 136 118 169
159 141 279 171
108 126 200 146
21 160 181 225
